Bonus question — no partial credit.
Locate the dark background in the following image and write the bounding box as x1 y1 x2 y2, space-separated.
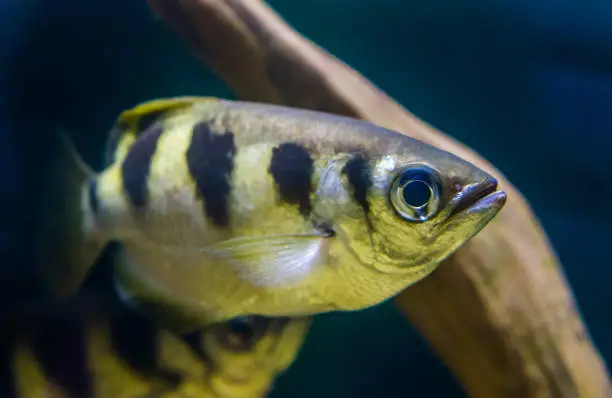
1 0 610 396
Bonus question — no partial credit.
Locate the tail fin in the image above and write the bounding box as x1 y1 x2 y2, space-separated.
33 130 106 300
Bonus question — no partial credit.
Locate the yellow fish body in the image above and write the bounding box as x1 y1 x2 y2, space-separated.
35 96 506 331
10 294 310 397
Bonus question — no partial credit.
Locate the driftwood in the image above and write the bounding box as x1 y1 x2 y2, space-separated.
146 1 611 397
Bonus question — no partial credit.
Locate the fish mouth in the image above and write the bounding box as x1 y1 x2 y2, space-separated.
447 176 507 218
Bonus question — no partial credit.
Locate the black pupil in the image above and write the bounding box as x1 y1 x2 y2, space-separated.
402 179 431 207
227 317 255 341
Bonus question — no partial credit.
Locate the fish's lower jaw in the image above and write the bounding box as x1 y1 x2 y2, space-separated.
329 273 425 312
365 251 439 277
333 290 401 312
361 265 439 309
441 189 507 237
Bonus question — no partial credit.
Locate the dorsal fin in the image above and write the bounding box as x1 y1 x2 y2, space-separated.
105 96 219 165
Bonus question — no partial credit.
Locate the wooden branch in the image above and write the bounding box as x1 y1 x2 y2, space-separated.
146 1 612 397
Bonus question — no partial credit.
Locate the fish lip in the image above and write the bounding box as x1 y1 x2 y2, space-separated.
447 176 506 218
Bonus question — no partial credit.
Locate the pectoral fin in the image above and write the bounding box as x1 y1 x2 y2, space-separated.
201 234 328 288
113 250 223 334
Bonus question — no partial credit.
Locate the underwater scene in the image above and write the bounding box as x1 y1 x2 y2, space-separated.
0 0 610 397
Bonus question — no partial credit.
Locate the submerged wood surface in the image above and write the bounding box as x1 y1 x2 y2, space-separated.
146 1 611 397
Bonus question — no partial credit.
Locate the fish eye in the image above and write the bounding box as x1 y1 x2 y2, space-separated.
218 316 265 350
390 166 442 222
402 179 431 207
227 316 256 339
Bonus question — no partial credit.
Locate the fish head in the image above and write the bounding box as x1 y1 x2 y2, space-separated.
202 315 310 386
312 139 507 284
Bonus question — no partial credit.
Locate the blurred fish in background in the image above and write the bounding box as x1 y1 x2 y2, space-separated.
6 290 309 397
0 0 611 397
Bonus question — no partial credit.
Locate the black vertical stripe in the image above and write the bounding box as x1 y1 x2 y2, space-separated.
110 307 182 391
121 125 164 209
269 143 314 216
136 110 167 133
30 315 91 396
88 178 100 215
342 153 373 214
181 331 212 365
107 109 169 165
186 122 236 227
105 121 130 165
